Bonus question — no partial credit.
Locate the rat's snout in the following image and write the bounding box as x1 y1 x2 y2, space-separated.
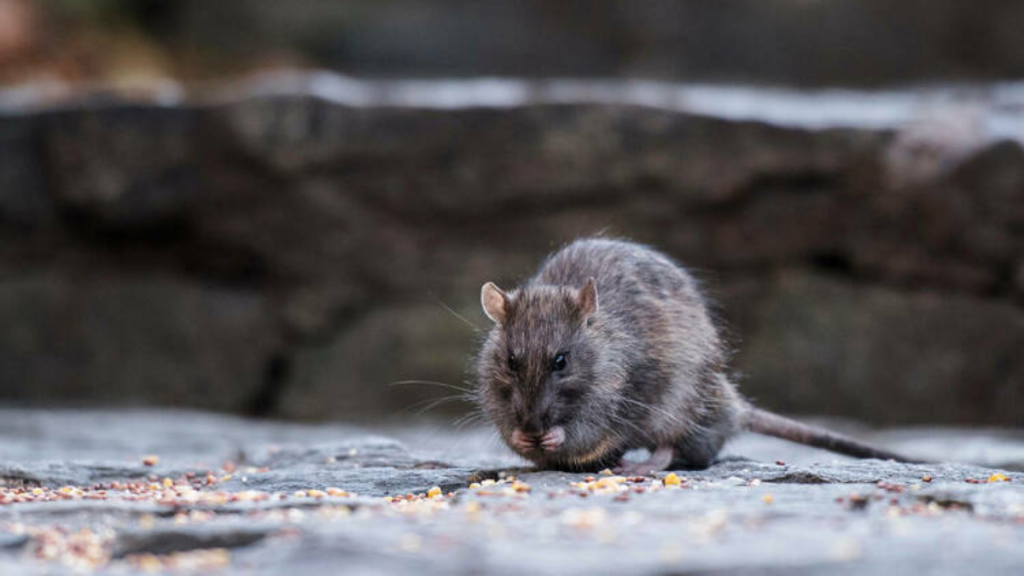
510 391 564 453
516 393 558 436
519 411 547 436
511 426 565 453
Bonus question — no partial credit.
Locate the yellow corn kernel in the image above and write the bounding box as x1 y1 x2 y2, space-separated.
510 481 531 493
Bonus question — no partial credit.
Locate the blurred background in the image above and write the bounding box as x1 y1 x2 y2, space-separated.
1 0 1022 427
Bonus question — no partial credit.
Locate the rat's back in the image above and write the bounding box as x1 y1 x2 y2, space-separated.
535 237 693 295
532 238 713 343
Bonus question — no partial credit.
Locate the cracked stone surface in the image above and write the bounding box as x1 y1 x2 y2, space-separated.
0 408 1021 574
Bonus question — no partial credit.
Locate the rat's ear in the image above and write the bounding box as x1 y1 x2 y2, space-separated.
481 282 509 324
578 277 598 322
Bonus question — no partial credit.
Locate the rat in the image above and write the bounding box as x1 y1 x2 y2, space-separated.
474 237 913 474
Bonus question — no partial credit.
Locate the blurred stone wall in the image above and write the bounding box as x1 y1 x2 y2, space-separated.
106 0 1024 85
1 76 1023 425
8 1 1024 86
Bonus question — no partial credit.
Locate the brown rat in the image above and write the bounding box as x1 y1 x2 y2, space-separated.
475 237 913 474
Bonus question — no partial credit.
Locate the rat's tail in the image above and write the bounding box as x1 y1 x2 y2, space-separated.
742 407 920 463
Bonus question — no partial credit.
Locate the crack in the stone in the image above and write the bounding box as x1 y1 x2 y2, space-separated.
763 471 833 484
112 528 271 558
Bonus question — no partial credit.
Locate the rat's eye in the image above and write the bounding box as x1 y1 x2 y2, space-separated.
551 353 568 372
507 353 519 372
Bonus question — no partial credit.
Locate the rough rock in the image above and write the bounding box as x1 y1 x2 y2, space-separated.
0 274 277 410
0 409 1021 575
736 272 1024 424
0 533 27 550
1 75 1024 424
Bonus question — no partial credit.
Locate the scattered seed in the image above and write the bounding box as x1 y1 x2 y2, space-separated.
510 481 531 493
846 494 869 510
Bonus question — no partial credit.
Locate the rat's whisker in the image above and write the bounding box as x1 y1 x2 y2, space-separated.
618 396 686 428
414 396 474 417
389 380 473 394
607 412 652 442
430 292 482 332
397 394 473 417
452 411 484 430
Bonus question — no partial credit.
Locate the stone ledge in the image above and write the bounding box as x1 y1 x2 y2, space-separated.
0 73 1022 423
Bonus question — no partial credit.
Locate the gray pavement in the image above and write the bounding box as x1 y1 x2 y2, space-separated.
0 409 1021 574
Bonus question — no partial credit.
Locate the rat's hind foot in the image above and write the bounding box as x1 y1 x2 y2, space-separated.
613 445 674 476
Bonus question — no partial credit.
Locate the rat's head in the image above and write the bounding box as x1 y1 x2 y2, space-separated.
474 278 623 470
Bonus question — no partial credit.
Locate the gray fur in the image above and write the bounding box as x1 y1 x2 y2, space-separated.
475 238 740 470
475 238 912 472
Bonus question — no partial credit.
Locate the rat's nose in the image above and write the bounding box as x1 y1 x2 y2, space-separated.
520 411 549 436
520 421 543 437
